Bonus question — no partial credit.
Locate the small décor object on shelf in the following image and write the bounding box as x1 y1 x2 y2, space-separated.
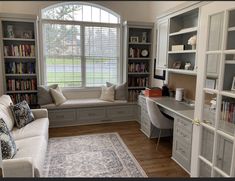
172 45 184 51
209 97 216 110
22 31 33 39
141 32 147 43
172 61 181 69
184 62 192 70
130 36 138 43
141 49 148 57
188 35 197 50
231 76 235 91
6 25 14 38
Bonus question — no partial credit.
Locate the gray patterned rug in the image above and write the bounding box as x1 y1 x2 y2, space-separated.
43 132 147 177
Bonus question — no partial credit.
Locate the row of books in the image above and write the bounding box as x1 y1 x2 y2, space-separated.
7 79 37 91
128 77 149 87
4 44 35 57
9 93 37 105
221 101 235 123
128 62 148 73
5 62 35 74
128 90 141 102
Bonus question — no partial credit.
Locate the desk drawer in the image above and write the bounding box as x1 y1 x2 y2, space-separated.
174 124 192 144
78 108 106 121
175 115 192 132
172 136 191 171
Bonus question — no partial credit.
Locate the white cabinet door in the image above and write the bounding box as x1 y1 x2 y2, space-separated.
191 1 235 177
156 19 169 68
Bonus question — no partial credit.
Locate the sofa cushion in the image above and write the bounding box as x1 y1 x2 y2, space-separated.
38 84 58 105
50 86 67 106
14 136 47 177
10 101 35 129
0 95 15 131
41 98 128 109
106 82 127 100
100 85 115 102
12 118 49 141
0 118 17 159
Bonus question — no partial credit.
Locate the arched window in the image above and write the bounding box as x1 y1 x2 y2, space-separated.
41 2 121 87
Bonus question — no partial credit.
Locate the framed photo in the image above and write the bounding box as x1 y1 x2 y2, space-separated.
206 78 216 89
172 62 181 69
231 76 235 91
22 31 33 39
130 36 139 43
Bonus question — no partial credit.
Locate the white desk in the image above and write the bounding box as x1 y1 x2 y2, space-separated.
138 95 195 174
149 97 195 121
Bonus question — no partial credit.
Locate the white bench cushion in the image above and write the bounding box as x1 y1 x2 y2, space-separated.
12 118 49 141
41 98 128 109
14 136 47 177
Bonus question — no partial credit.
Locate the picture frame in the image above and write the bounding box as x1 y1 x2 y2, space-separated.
206 78 216 89
172 62 181 69
231 76 235 91
22 31 33 39
130 36 139 43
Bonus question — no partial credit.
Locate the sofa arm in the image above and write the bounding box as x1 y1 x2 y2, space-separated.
2 157 34 177
31 109 48 119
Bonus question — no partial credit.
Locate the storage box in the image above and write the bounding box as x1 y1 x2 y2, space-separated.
172 45 184 51
144 88 162 97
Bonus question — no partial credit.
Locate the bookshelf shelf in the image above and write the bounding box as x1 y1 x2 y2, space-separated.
6 90 38 93
128 42 152 45
169 27 198 36
168 50 196 54
1 16 38 106
3 38 35 41
4 56 36 59
128 87 146 89
5 74 37 77
128 72 150 75
225 60 235 64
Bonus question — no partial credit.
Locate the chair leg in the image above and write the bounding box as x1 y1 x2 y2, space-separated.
156 129 162 150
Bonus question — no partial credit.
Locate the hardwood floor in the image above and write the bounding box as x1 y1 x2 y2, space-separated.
49 121 189 177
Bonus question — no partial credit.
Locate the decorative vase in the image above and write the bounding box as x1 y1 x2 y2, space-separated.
191 44 196 50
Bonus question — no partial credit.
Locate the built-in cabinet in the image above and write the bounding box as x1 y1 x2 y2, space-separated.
123 21 153 102
0 14 39 108
191 1 235 177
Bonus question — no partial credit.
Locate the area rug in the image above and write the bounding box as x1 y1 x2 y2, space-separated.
43 132 147 177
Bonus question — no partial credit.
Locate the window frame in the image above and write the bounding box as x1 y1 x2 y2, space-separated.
39 2 123 89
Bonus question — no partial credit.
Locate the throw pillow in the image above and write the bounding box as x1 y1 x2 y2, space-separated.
0 118 17 159
106 82 127 100
10 100 35 129
50 86 67 106
37 84 58 105
100 85 115 102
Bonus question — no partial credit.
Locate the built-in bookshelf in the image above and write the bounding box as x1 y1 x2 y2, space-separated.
123 21 153 102
0 15 38 107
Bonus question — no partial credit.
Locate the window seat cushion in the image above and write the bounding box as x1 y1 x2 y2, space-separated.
41 98 129 110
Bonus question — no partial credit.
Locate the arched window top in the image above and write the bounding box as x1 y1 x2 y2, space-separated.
41 2 120 24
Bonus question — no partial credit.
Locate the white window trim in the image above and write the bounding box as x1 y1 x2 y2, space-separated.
38 2 123 89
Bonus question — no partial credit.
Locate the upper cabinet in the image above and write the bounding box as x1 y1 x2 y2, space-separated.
155 8 200 75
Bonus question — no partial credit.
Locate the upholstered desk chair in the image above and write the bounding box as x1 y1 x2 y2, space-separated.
146 97 173 150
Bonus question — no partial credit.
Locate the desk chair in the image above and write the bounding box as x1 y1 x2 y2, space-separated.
146 97 173 150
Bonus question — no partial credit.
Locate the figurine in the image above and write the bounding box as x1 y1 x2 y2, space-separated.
185 62 191 70
188 35 197 50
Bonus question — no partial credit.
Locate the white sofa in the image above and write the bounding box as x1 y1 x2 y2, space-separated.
0 95 49 177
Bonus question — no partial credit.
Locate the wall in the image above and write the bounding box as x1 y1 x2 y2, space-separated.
0 1 185 22
0 1 185 96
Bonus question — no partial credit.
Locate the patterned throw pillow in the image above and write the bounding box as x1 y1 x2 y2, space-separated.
10 100 35 129
0 118 17 159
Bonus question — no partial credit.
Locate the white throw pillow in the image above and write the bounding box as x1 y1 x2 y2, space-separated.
50 86 67 106
100 85 115 102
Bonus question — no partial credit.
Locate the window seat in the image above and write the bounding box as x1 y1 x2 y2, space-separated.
41 89 138 128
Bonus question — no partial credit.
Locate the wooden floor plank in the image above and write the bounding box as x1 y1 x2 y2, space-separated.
49 121 189 177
